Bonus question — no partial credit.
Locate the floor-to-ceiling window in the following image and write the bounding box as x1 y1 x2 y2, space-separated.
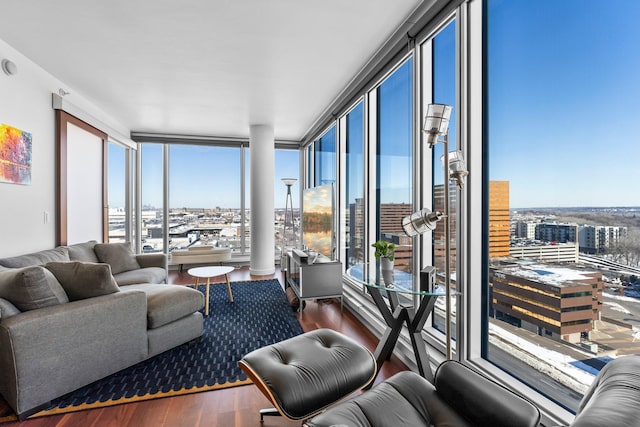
168 145 241 253
314 126 337 187
140 144 164 253
376 58 414 282
244 147 251 254
275 148 301 251
484 0 640 412
107 142 127 243
138 141 298 259
429 19 458 340
344 101 365 268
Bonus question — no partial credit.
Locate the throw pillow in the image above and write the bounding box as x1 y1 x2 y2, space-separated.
0 266 69 311
45 261 120 301
0 298 21 320
66 240 99 263
93 242 141 274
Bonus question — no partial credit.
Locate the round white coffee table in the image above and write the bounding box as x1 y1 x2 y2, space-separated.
187 266 235 316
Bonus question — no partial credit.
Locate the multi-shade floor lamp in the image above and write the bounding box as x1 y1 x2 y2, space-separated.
402 103 468 360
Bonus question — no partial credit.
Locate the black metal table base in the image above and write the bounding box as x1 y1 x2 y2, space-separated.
366 286 438 387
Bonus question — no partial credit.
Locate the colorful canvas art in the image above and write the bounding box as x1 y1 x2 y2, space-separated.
0 124 32 185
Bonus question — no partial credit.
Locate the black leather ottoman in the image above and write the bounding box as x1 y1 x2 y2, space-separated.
238 328 376 422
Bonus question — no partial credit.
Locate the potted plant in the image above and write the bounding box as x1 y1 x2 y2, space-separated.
372 240 395 286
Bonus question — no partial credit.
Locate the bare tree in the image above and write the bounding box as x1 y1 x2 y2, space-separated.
608 229 640 267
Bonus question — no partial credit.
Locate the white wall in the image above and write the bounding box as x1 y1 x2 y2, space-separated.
0 39 128 257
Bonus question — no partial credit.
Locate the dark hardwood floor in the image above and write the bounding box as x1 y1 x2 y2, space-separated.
4 266 407 427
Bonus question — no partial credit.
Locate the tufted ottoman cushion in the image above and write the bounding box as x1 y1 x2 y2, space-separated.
239 328 376 421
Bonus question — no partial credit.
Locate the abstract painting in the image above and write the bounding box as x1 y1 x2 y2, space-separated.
0 123 32 185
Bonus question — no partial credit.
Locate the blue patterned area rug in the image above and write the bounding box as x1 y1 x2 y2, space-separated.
0 279 303 422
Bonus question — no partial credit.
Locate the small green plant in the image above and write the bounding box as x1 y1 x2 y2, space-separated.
372 240 395 261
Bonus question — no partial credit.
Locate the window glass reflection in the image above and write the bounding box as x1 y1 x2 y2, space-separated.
345 102 365 267
377 58 413 282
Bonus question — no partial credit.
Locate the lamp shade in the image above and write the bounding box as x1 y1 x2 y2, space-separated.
281 178 297 186
402 209 444 237
441 150 468 188
423 104 452 148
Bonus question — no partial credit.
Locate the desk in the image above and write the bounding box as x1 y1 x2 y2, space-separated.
347 266 444 384
187 266 235 316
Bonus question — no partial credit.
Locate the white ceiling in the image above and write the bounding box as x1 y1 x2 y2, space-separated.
0 0 422 141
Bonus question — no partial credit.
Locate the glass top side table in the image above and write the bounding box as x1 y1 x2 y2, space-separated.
347 264 445 384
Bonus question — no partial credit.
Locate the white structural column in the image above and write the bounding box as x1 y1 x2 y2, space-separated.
249 124 276 275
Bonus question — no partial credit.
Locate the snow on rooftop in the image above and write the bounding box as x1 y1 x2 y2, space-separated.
499 263 597 287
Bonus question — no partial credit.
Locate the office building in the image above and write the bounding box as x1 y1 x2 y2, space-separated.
490 260 603 343
489 181 510 258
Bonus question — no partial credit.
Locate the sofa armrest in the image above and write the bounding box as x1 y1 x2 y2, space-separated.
0 290 148 417
136 252 167 270
435 361 541 427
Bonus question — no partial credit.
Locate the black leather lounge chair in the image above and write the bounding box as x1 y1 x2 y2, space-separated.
306 356 640 427
304 359 541 427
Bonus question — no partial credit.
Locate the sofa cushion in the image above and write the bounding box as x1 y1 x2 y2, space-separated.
0 247 70 268
0 266 69 311
0 298 21 320
113 267 166 286
67 240 100 263
45 261 120 301
94 242 141 274
123 283 204 329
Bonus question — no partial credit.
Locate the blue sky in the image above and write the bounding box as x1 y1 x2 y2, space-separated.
109 144 299 209
488 0 640 208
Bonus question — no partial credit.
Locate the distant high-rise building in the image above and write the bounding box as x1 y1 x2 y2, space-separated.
433 184 458 274
379 203 414 270
379 203 413 235
515 221 536 239
578 225 628 254
348 198 365 264
535 223 577 243
489 181 510 258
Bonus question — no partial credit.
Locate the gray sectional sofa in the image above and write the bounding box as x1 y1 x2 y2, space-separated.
0 241 205 419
